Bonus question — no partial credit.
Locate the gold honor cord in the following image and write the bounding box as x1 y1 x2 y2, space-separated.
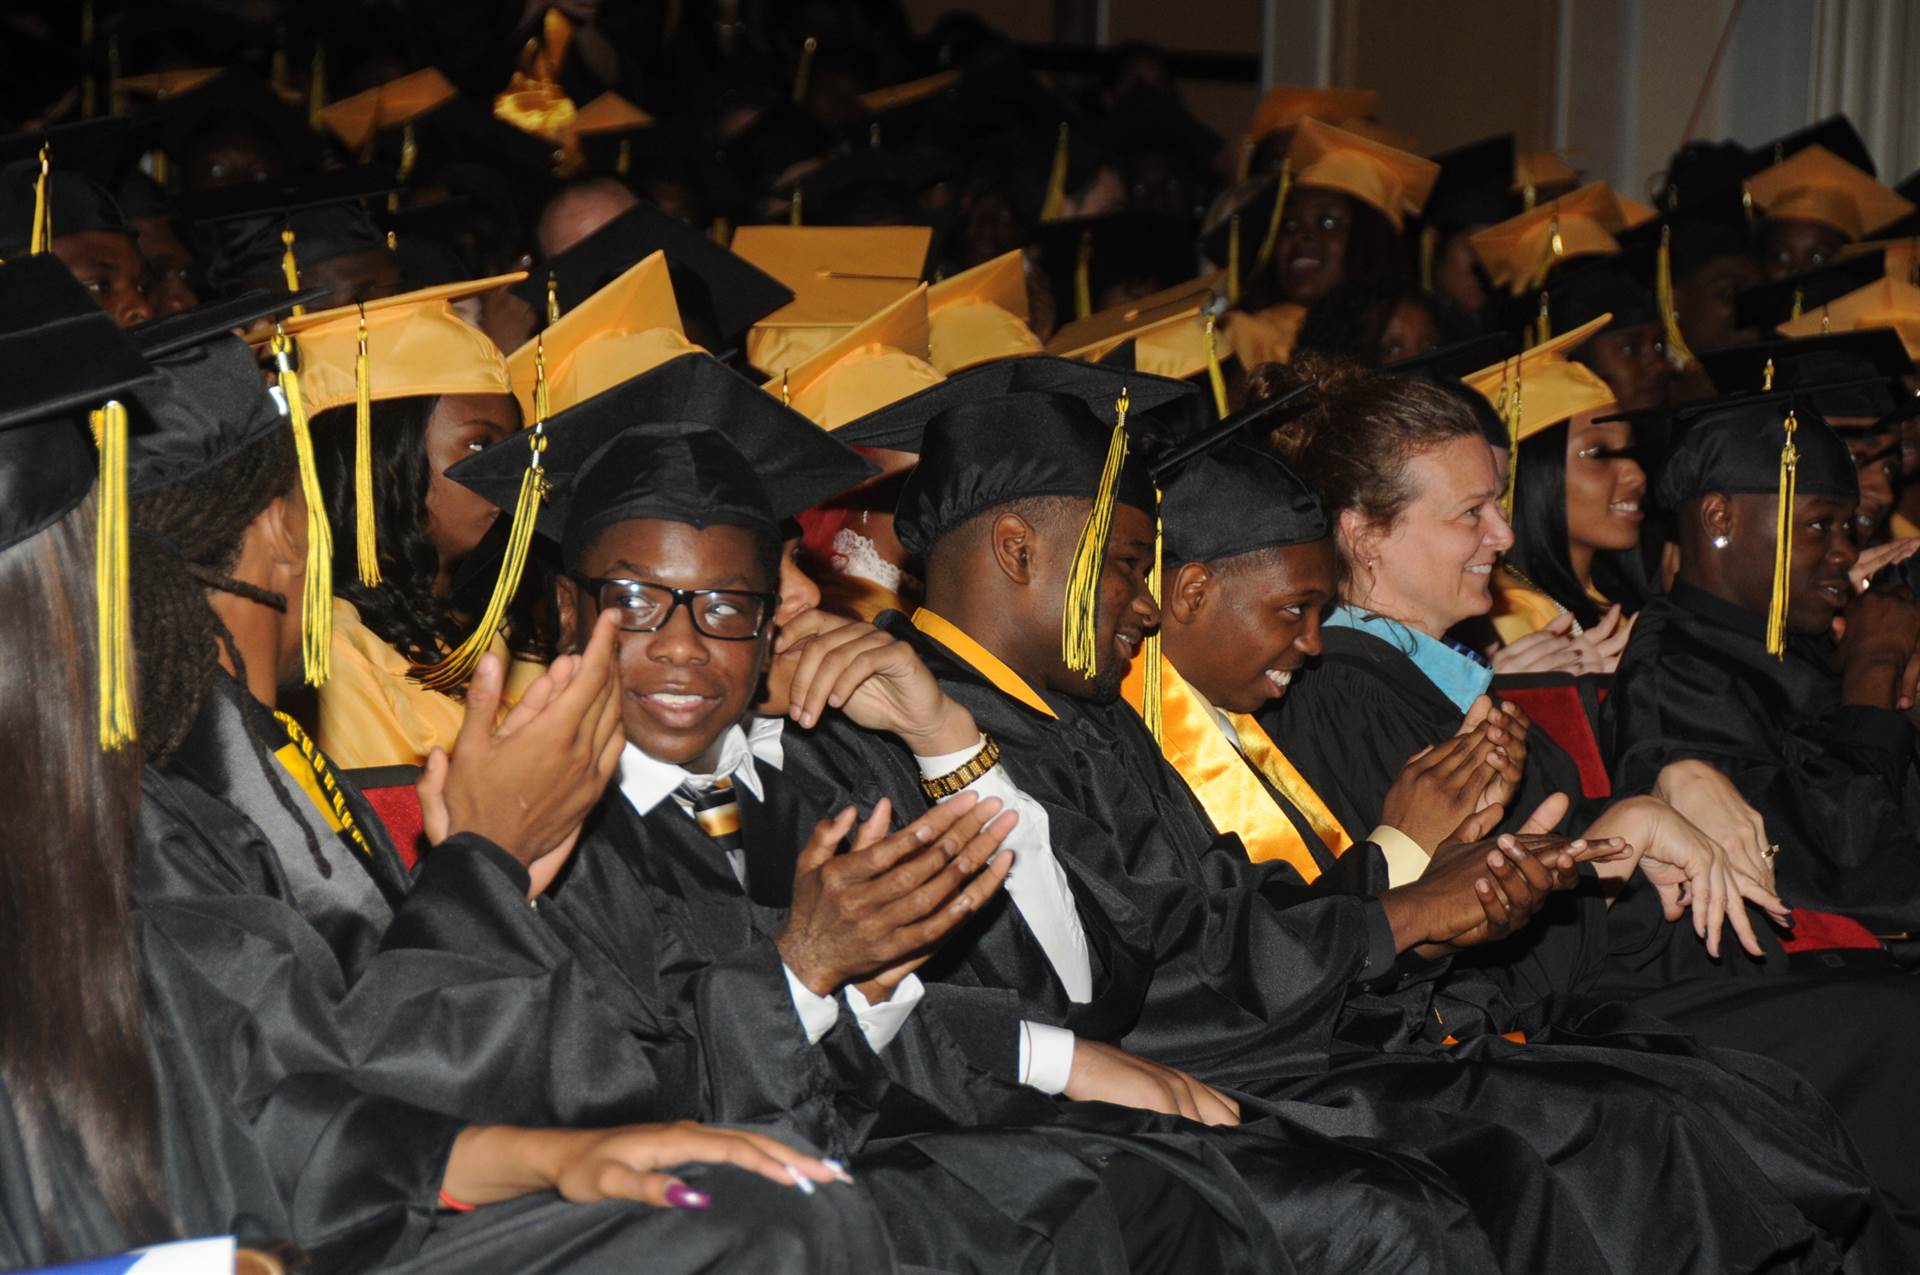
1766 410 1800 658
274 710 374 859
91 401 136 749
1655 224 1696 364
1062 387 1130 677
269 325 334 685
1141 483 1165 745
353 306 381 585
28 144 50 254
415 337 551 692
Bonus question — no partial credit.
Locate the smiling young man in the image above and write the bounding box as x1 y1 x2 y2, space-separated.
1608 394 1920 934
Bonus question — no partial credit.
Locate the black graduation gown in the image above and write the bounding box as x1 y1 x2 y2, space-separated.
1606 582 1920 933
129 674 898 1273
774 612 1907 1271
1270 622 1920 1248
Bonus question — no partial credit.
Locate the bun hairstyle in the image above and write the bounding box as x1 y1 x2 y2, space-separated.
1251 350 1483 593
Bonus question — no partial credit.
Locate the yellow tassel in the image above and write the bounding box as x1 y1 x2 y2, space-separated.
385 229 397 252
546 273 560 326
150 148 170 186
1141 484 1165 746
1522 183 1537 212
1766 410 1800 658
1225 214 1242 307
1655 224 1696 365
615 137 631 176
1073 228 1093 321
415 338 550 692
1235 134 1254 185
28 144 50 255
710 215 731 247
353 307 381 587
780 368 790 407
1251 158 1291 277
1039 122 1071 224
1788 286 1804 321
280 226 303 304
789 186 804 227
308 42 328 133
1204 310 1229 419
1820 308 1831 334
1762 357 1775 392
1501 358 1521 515
269 326 334 686
397 121 418 184
1741 186 1755 227
91 401 136 750
1418 225 1436 293
1062 389 1130 677
793 35 818 106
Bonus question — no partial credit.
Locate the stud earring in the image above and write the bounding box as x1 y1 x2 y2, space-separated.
1711 535 1730 549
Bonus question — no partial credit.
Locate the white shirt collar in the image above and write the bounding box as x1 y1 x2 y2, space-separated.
615 717 788 817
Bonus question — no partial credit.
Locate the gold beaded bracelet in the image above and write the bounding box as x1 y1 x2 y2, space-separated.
920 733 1003 801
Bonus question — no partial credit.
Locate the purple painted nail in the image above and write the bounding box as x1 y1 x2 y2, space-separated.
665 1184 710 1210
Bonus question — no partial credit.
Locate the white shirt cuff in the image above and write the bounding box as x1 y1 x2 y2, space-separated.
916 735 987 776
1371 824 1432 888
783 963 841 1045
1019 1021 1077 1094
843 974 925 1052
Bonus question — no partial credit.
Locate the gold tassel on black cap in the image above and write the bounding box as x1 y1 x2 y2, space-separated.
91 400 135 749
414 337 551 692
280 226 305 314
1251 157 1290 278
28 144 50 255
1418 224 1436 293
268 324 334 686
1655 224 1696 365
1499 356 1522 515
1204 308 1229 420
792 35 818 106
1141 481 1165 745
1040 122 1070 224
1073 228 1094 321
308 42 328 133
352 306 381 586
546 273 560 326
1766 407 1800 658
1062 387 1129 677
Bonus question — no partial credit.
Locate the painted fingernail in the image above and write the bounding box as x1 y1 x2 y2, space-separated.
823 1158 856 1184
787 1165 817 1195
666 1184 710 1210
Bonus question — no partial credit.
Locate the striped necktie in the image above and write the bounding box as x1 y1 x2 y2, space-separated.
674 775 744 854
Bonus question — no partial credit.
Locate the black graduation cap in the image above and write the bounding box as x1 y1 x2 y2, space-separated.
148 65 324 179
1199 173 1283 276
577 122 747 223
0 115 149 191
719 101 839 197
1103 85 1223 178
1546 257 1659 339
127 286 329 358
0 255 156 551
190 167 395 296
447 352 876 555
834 354 1201 452
409 93 565 198
893 390 1156 557
793 148 953 228
1761 114 1876 177
0 155 133 258
1697 328 1914 424
1159 407 1327 565
1655 140 1757 224
511 201 793 344
1035 210 1198 325
1654 394 1855 506
125 333 286 495
1381 332 1517 449
1730 251 1886 333
1664 217 1756 282
1423 134 1519 232
1882 168 1920 239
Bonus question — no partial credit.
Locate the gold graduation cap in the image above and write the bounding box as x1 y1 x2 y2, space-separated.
259 275 520 628
1249 85 1378 144
1048 273 1234 412
318 68 457 156
1512 149 1580 207
855 69 964 116
1844 236 1920 288
568 90 654 137
767 284 945 430
111 67 222 100
1286 117 1440 231
507 251 703 420
1470 182 1658 296
495 8 580 151
1745 145 1915 242
927 250 1043 373
1462 314 1616 508
1778 274 1920 358
1333 117 1420 155
732 224 932 376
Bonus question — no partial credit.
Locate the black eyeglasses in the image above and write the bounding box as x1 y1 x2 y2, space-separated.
575 577 778 640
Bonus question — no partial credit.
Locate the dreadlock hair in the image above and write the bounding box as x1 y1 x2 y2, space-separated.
308 395 469 672
0 492 175 1260
129 427 335 883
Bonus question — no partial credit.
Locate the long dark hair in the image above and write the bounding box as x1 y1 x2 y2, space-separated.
310 395 468 670
0 494 175 1259
1505 423 1649 629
